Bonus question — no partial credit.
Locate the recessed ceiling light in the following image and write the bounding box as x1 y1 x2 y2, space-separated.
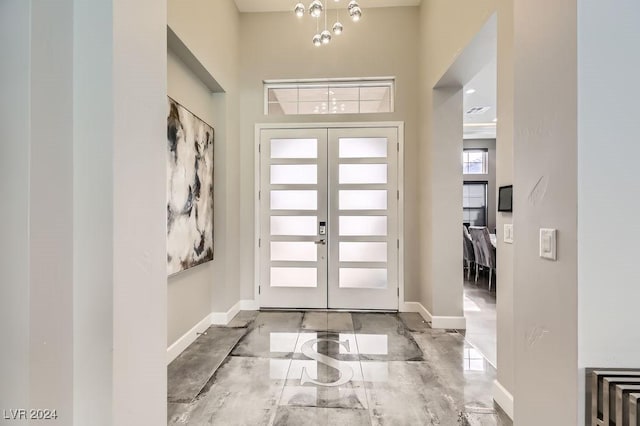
465 88 476 94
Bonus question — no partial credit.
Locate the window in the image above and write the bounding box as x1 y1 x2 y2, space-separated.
463 149 488 174
463 182 487 227
264 79 395 116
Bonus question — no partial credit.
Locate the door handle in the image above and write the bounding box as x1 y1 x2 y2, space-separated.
314 239 327 245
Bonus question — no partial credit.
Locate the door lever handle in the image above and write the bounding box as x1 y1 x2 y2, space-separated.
314 239 327 245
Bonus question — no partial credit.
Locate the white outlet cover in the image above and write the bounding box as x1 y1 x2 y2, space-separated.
539 228 557 260
504 224 513 244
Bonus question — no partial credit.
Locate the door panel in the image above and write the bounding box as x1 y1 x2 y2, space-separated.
260 128 327 309
259 126 399 310
328 127 399 310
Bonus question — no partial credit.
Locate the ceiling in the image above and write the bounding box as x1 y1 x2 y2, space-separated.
234 0 421 13
463 58 497 140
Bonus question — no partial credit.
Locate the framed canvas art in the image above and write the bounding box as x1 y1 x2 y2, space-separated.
166 97 214 275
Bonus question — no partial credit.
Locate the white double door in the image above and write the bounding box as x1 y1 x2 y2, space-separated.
259 126 399 310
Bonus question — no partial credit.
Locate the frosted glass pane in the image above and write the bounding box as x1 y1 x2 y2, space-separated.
340 268 387 289
271 216 317 236
339 216 387 236
271 165 317 185
339 190 387 210
339 164 387 184
339 138 387 158
271 267 317 287
270 138 317 159
271 242 317 262
271 191 317 210
340 242 387 262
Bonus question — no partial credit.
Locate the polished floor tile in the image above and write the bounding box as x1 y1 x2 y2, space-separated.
463 280 497 367
352 313 424 361
301 312 354 332
168 327 246 403
168 310 512 426
231 311 304 358
273 406 371 426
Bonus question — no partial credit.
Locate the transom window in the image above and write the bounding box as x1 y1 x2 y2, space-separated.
463 149 488 174
264 79 395 116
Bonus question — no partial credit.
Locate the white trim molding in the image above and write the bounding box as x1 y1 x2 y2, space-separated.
492 380 514 420
210 300 242 325
400 301 466 330
401 302 432 321
166 313 212 364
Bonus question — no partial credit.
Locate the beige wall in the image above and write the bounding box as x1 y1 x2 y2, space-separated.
167 0 241 345
513 0 578 423
167 49 216 344
239 7 421 302
418 0 497 316
495 0 515 410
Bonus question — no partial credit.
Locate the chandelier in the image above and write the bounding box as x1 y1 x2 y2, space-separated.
294 0 363 47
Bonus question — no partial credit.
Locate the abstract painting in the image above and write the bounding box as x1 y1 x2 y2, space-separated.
166 97 214 275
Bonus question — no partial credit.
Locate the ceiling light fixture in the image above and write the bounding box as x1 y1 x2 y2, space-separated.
294 0 362 47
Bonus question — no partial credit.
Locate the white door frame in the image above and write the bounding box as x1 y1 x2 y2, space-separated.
254 122 405 310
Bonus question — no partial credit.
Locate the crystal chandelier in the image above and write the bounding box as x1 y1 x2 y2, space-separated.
294 0 363 47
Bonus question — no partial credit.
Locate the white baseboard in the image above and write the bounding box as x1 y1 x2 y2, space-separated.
400 302 466 330
166 312 212 364
400 302 467 330
401 302 433 322
211 300 241 325
240 299 259 310
492 380 514 420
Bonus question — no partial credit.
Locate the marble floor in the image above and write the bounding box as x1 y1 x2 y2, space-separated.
463 275 497 367
168 311 511 426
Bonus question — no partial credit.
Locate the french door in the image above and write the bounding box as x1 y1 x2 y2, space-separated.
259 126 399 310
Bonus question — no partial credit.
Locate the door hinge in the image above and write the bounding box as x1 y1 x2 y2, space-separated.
397 239 400 249
259 285 261 295
258 190 261 200
397 142 400 152
397 190 400 200
259 238 261 247
397 288 400 296
258 144 261 153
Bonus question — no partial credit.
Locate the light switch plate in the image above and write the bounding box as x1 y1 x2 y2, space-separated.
539 228 557 260
504 224 513 244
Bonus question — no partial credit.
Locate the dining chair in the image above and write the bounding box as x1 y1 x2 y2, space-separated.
463 225 475 280
469 226 497 291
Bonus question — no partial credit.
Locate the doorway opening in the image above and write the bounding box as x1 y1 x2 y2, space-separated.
256 124 403 311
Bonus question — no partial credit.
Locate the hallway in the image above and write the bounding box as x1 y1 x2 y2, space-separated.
168 311 511 425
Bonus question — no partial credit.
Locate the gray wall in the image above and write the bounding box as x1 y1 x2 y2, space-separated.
463 138 497 231
513 0 578 422
0 0 36 415
1 0 168 424
167 49 215 345
239 7 421 302
167 0 242 346
577 1 640 423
